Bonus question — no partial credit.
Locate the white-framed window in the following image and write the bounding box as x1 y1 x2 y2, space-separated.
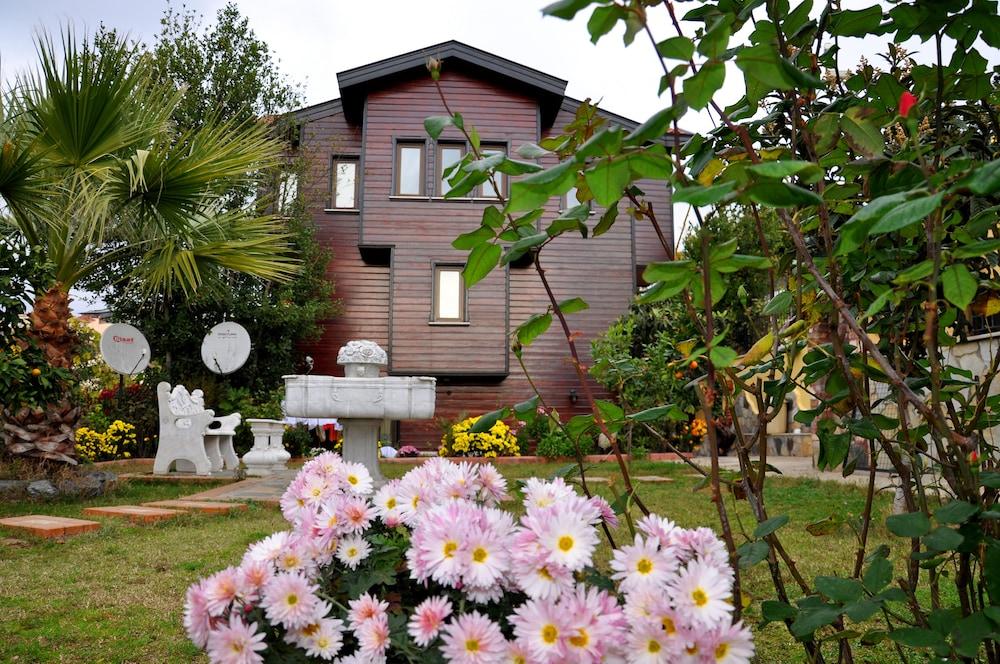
331 158 359 209
432 265 467 322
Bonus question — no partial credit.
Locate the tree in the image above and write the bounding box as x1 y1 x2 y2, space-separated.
0 31 297 463
430 0 1000 659
90 3 338 398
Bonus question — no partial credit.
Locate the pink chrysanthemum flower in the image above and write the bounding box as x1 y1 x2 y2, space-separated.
513 554 574 600
339 496 376 534
407 595 453 647
260 572 324 629
336 534 372 570
356 613 391 659
184 579 214 649
348 592 389 630
703 621 755 664
670 559 733 629
440 611 507 664
206 614 267 664
534 506 598 571
475 464 509 504
236 560 273 603
609 535 678 595
589 495 619 528
245 531 290 566
626 619 678 664
636 514 678 549
511 597 569 661
204 566 240 616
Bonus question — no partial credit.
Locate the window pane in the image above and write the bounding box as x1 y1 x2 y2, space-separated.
334 162 356 208
437 270 462 320
480 149 504 198
398 146 423 195
440 147 463 194
278 173 298 214
565 186 579 208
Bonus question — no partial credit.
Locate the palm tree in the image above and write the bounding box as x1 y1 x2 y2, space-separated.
0 31 298 463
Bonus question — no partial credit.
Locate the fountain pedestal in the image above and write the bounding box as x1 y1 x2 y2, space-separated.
283 341 436 485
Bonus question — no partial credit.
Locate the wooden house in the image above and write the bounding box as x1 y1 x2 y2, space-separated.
291 41 679 448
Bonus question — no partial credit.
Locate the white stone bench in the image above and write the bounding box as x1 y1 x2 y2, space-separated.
153 382 241 476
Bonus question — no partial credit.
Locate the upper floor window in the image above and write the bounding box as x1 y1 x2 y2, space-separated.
438 143 465 196
277 172 298 215
562 186 580 210
432 265 467 323
478 144 506 199
331 158 359 209
396 142 426 196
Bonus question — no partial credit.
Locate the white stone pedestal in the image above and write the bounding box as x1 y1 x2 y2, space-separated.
243 419 290 476
341 419 385 485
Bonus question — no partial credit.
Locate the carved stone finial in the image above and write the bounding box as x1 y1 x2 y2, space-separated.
337 340 387 377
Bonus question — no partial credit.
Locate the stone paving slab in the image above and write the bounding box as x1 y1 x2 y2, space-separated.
83 505 186 523
184 470 298 505
0 515 101 539
142 500 248 514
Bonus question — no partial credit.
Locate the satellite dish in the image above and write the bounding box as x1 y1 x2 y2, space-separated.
201 322 251 375
100 323 151 375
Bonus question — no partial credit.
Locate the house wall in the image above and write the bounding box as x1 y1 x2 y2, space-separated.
299 70 673 449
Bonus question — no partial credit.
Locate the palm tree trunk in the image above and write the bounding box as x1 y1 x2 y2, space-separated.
0 284 81 464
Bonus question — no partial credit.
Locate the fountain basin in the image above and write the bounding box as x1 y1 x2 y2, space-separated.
283 375 436 420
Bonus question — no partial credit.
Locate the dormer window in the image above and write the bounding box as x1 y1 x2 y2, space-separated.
331 157 359 209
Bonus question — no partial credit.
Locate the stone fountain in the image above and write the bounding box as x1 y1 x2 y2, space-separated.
283 341 436 484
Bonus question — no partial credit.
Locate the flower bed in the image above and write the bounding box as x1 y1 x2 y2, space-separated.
185 453 752 662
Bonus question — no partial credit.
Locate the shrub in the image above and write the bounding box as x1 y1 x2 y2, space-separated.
535 429 595 459
75 420 137 462
438 416 520 458
281 424 312 459
95 381 160 458
398 445 420 458
184 454 750 662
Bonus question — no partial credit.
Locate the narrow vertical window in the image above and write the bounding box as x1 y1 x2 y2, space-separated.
562 185 580 210
478 144 505 199
438 143 465 195
331 158 358 209
396 142 425 195
277 172 298 215
433 266 466 322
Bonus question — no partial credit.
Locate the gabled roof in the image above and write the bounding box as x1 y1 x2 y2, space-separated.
293 40 569 127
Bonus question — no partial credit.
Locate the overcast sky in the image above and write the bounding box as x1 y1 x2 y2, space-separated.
1 0 996 312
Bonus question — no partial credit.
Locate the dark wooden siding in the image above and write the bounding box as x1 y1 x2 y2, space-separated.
298 72 672 448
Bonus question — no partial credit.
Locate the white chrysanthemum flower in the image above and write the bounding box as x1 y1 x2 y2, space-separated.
670 560 733 629
336 535 371 570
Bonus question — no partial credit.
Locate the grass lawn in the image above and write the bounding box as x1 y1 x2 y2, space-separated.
0 460 906 662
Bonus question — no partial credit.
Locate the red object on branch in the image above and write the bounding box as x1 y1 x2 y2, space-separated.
898 91 918 117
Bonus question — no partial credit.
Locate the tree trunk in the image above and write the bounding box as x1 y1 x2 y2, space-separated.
0 284 81 464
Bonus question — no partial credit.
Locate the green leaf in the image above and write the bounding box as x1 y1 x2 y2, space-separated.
816 576 864 603
513 395 540 419
452 226 495 250
595 399 624 433
935 500 979 525
841 110 885 158
517 142 550 159
737 540 770 568
710 345 739 368
863 557 893 592
469 408 508 433
830 6 883 37
625 107 676 146
888 628 949 650
762 290 793 316
791 606 842 638
542 0 598 19
683 61 725 110
643 259 696 283
584 157 631 207
588 5 625 43
576 127 623 161
748 160 821 179
923 526 963 551
754 515 790 539
953 239 1000 259
507 160 577 213
657 36 694 61
836 191 911 255
424 115 453 139
673 180 737 205
482 206 504 229
462 242 501 288
886 511 931 538
736 43 799 91
593 204 618 237
558 297 589 314
869 193 943 235
967 159 1000 195
941 264 977 310
761 600 797 625
503 232 549 265
892 260 933 285
844 600 880 622
627 405 675 423
516 313 552 347
747 181 823 207
496 158 544 176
